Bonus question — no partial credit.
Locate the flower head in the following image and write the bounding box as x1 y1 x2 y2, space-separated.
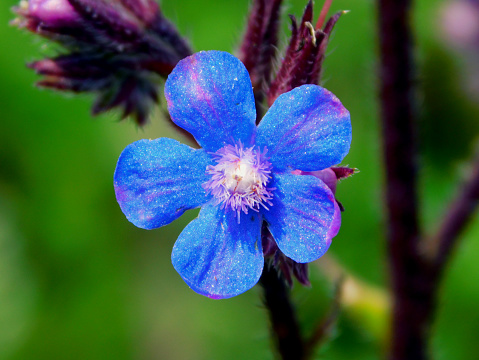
114 51 352 299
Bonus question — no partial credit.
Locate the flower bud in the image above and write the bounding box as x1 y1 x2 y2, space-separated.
267 0 346 106
237 0 283 120
12 0 192 125
27 0 79 28
293 167 355 195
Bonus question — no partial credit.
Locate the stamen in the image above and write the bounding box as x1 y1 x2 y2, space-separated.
203 143 275 222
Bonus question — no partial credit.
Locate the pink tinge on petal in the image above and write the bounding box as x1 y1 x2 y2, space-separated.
292 168 338 194
29 0 80 26
309 168 338 194
326 200 342 242
292 167 356 195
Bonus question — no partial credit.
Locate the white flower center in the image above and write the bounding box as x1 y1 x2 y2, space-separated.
203 143 274 220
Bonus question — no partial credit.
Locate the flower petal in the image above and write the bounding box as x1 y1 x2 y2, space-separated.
256 85 351 172
114 138 211 229
164 51 256 152
263 173 341 263
172 204 263 299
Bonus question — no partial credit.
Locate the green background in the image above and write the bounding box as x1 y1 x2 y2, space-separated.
1 0 479 359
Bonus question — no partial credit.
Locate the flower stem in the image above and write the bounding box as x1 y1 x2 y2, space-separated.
259 262 305 360
427 152 479 273
378 1 479 358
377 1 432 359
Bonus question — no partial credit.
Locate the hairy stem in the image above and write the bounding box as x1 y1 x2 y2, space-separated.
378 1 432 359
259 263 305 360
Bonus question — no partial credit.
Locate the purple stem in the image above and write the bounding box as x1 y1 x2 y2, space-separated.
379 1 479 358
429 154 479 273
259 261 305 360
378 1 432 359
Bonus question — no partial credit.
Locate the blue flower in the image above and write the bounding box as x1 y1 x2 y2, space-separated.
114 51 351 299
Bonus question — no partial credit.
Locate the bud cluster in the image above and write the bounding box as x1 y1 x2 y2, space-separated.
267 1 345 106
238 0 346 111
12 0 191 125
238 0 283 115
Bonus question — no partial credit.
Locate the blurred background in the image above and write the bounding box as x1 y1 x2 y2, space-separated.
1 0 479 359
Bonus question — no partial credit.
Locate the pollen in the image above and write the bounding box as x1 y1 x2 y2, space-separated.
203 143 274 220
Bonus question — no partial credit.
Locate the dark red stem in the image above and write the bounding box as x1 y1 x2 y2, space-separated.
377 1 433 359
429 154 479 272
259 262 305 360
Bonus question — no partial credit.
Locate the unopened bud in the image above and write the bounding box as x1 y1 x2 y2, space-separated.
12 0 192 126
28 0 79 26
267 0 346 106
